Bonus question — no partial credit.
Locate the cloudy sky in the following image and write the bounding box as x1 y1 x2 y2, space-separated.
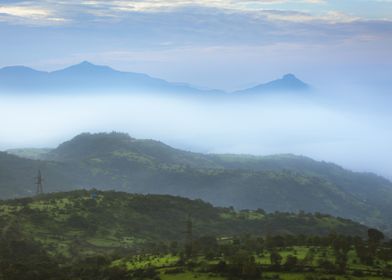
0 0 391 89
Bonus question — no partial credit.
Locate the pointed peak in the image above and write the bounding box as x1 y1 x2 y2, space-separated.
235 73 310 94
52 61 114 74
78 61 95 66
72 61 99 69
282 73 297 80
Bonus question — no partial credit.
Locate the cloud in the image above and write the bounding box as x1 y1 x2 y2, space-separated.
95 0 326 12
0 0 374 26
262 10 359 23
0 3 67 24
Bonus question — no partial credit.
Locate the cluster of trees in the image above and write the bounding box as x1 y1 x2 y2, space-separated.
1 227 392 280
178 229 392 279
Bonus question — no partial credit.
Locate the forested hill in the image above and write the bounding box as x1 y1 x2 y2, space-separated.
0 190 368 256
2 132 392 232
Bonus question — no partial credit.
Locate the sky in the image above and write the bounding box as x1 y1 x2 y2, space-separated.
0 0 391 90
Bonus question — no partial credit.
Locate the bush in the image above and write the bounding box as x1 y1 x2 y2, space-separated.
164 268 184 274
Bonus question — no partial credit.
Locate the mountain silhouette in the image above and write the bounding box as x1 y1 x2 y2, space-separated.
235 74 310 94
0 62 310 94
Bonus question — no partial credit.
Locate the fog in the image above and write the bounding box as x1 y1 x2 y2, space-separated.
0 89 391 180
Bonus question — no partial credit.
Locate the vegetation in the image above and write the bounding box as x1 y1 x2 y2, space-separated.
4 148 52 160
0 190 367 257
0 191 391 280
2 132 392 234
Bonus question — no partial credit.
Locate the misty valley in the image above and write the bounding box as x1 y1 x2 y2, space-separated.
1 1 392 278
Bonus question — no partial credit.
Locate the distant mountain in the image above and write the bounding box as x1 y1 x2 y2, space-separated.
235 74 310 94
0 61 221 94
2 132 392 233
0 62 310 94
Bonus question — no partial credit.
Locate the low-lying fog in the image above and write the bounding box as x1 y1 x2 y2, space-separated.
0 89 391 180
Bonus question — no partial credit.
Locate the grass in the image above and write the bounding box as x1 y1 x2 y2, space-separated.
263 272 389 280
112 255 180 270
160 271 390 280
160 271 225 280
109 245 391 280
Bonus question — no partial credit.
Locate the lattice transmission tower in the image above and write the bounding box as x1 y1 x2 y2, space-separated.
35 170 44 195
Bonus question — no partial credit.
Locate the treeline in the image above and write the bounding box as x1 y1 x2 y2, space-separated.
1 227 392 280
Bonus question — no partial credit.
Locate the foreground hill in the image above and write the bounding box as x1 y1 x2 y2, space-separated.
2 132 392 232
0 190 368 257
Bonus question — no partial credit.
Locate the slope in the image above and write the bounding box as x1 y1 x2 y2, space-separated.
2 132 392 232
0 190 368 257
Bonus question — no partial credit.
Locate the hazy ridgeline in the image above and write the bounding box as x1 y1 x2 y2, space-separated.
0 85 391 180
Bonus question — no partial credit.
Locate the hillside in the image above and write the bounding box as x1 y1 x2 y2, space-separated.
2 132 392 232
0 190 368 257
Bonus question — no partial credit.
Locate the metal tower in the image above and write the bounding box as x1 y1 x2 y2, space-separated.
35 170 44 195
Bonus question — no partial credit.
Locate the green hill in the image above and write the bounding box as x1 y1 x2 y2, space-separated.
0 190 368 257
2 132 392 232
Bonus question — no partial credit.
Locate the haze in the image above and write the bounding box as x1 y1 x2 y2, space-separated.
1 87 391 179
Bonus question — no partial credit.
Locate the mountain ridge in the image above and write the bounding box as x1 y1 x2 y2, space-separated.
0 61 309 94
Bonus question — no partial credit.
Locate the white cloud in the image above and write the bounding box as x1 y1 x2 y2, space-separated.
0 6 49 18
0 4 67 24
80 0 326 13
264 10 359 23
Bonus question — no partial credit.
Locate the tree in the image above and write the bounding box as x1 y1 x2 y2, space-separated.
227 250 261 280
270 250 283 267
284 255 299 271
368 228 384 244
368 228 384 259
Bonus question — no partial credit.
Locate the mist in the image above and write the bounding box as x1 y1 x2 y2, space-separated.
0 88 391 180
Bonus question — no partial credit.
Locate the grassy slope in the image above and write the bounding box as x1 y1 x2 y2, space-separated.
0 190 367 257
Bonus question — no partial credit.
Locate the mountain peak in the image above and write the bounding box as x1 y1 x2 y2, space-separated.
79 60 94 66
52 61 114 75
235 73 310 94
282 73 297 80
49 132 135 161
72 61 97 69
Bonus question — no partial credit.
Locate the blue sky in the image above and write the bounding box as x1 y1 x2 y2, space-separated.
0 0 391 89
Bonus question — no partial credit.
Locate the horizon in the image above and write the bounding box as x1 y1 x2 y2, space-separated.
1 1 391 91
0 60 308 92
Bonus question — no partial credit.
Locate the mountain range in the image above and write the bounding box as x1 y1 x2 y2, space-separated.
2 132 392 233
0 61 309 94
